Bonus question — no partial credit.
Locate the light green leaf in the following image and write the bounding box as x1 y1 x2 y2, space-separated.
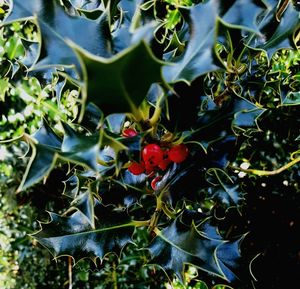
0 78 10 102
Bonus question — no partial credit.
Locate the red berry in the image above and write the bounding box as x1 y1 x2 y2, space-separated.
128 162 145 175
142 144 164 166
151 176 162 190
144 161 155 175
168 144 189 163
122 128 138 137
158 152 171 170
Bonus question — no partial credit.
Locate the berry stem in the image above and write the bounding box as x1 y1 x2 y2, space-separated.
149 94 164 127
148 194 163 232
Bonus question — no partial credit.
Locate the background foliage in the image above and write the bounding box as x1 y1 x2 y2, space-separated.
0 0 300 288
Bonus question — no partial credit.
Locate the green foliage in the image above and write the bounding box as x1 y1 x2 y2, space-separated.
0 0 300 288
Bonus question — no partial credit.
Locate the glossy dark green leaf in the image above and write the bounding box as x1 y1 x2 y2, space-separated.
63 174 80 199
112 0 143 53
221 0 265 34
18 142 57 191
149 217 241 282
232 97 265 131
33 202 135 261
32 119 62 149
68 0 102 11
20 39 39 67
254 2 300 59
3 0 111 70
81 102 103 132
163 1 219 83
163 0 268 83
282 91 300 105
206 169 245 208
17 121 62 191
54 75 67 105
70 40 163 116
70 191 95 228
105 114 126 134
61 122 101 170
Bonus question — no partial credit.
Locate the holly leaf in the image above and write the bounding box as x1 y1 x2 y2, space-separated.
206 169 245 208
63 174 80 199
17 120 62 191
149 217 242 282
163 0 219 83
80 102 104 132
61 122 101 170
17 118 129 191
32 201 135 262
232 97 265 132
32 119 62 149
70 191 95 228
252 2 300 59
163 0 268 83
18 142 57 192
69 40 164 117
3 0 111 70
68 0 102 12
282 91 300 106
221 0 265 34
112 0 144 53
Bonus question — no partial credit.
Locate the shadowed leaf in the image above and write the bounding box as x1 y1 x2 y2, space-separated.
149 217 242 282
33 202 135 261
70 40 163 116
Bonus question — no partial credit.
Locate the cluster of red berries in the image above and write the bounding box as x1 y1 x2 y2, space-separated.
122 128 189 177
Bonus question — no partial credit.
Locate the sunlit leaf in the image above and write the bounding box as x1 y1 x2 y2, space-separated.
3 0 111 70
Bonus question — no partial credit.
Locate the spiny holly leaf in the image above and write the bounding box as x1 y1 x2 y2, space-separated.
81 102 103 132
221 0 265 34
163 0 219 83
70 191 95 228
163 0 268 83
20 39 40 68
17 120 62 191
112 0 143 53
253 2 300 59
69 40 164 117
17 120 126 191
232 97 265 132
68 0 102 12
61 122 101 170
105 114 126 134
32 201 135 262
63 174 80 199
282 91 300 106
149 217 242 282
32 119 62 149
18 142 57 192
61 122 127 170
206 169 245 208
3 0 111 70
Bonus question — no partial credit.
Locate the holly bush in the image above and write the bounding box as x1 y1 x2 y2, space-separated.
0 0 300 288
